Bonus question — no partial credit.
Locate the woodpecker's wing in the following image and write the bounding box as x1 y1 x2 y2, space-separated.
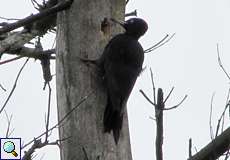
103 34 144 111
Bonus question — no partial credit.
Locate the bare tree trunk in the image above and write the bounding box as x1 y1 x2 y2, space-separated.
56 0 132 159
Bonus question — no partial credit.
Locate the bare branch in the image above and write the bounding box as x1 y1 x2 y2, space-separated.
0 83 6 91
215 99 230 138
209 93 215 140
31 0 42 10
144 33 176 53
139 89 155 106
217 44 230 81
0 16 19 21
164 95 187 110
0 58 29 115
189 138 192 158
22 138 61 160
150 68 156 104
0 56 23 65
22 91 94 149
4 110 14 138
0 0 73 34
215 90 230 137
163 87 174 104
0 31 39 54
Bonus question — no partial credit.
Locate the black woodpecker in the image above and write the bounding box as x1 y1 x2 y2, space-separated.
99 18 148 144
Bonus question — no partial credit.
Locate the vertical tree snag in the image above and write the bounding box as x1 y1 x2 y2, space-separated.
56 0 132 160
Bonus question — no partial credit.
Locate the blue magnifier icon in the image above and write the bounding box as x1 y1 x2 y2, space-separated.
3 141 18 157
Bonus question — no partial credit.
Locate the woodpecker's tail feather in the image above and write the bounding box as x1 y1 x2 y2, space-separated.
103 102 123 144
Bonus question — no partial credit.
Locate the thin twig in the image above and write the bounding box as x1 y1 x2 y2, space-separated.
163 87 174 104
150 68 156 104
0 58 29 115
164 95 187 110
209 93 215 140
189 138 192 158
22 138 61 160
0 56 23 65
0 84 6 91
215 101 230 137
22 91 94 149
144 34 169 53
4 110 14 138
31 0 42 10
217 44 230 81
144 33 176 53
0 16 19 21
139 89 155 106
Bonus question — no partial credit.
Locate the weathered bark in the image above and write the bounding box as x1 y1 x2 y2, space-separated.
56 0 132 160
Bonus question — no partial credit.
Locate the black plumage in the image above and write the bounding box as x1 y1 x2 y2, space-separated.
100 18 148 144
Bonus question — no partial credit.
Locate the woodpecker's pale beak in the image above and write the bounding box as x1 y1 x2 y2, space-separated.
110 18 125 28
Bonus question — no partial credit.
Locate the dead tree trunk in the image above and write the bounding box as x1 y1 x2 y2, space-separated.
56 0 132 159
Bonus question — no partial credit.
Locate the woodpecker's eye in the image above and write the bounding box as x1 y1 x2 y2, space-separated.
129 19 134 24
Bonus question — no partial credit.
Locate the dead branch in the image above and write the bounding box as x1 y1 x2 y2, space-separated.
188 127 230 160
0 16 19 21
31 0 43 10
140 68 187 160
0 48 55 66
0 56 23 65
189 138 192 158
0 0 73 34
163 95 187 110
144 33 176 53
0 31 39 54
217 44 230 81
215 97 230 138
150 68 156 104
22 138 60 160
0 83 6 91
0 58 29 115
22 91 94 149
209 93 215 140
4 110 14 138
163 87 174 104
139 89 155 106
0 0 65 59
